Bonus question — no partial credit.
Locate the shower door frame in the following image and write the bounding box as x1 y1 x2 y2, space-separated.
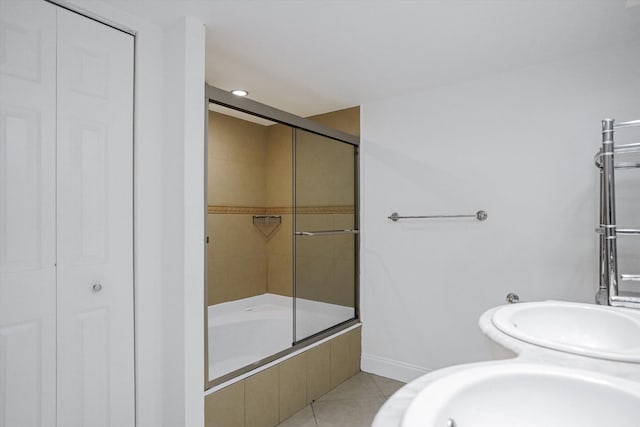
204 84 360 390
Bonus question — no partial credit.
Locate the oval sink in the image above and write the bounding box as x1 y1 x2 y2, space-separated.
492 300 640 362
402 363 640 427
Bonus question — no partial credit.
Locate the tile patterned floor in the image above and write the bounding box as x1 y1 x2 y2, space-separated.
277 372 405 427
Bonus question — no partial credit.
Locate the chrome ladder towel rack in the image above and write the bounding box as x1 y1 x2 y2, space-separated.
594 117 640 309
614 119 640 129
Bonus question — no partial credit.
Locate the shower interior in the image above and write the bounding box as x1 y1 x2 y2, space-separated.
205 99 359 385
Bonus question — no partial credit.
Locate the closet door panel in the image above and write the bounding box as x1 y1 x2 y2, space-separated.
56 8 134 427
0 2 57 426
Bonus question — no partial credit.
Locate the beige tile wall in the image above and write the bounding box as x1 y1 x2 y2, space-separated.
306 342 331 402
207 107 360 306
208 112 269 305
265 124 293 297
290 108 358 307
205 380 245 427
207 213 268 305
265 124 292 208
265 108 359 303
245 367 279 427
294 131 355 208
205 326 361 427
265 214 292 297
278 354 307 421
208 112 268 206
309 107 360 137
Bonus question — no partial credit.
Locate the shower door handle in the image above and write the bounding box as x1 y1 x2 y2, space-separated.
295 229 359 236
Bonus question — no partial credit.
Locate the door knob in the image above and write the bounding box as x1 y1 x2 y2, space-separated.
92 283 103 293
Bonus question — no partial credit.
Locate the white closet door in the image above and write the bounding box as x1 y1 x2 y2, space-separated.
0 2 57 426
56 8 134 427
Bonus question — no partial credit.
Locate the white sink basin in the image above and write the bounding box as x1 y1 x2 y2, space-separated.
492 300 640 362
402 363 640 427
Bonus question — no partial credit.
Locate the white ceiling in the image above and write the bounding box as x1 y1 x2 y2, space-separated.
107 0 640 117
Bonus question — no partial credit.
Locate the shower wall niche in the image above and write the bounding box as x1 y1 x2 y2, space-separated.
205 98 359 385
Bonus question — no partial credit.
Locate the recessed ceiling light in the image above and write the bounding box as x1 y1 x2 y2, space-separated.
231 89 248 97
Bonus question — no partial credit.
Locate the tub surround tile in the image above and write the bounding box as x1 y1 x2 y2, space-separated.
296 256 333 302
277 404 317 427
205 381 245 427
295 132 354 208
245 366 280 427
209 254 267 304
206 326 364 427
349 327 361 376
279 354 309 422
207 112 267 204
265 123 292 208
207 213 269 305
308 107 360 137
295 214 332 231
307 342 332 402
330 333 352 389
267 253 293 297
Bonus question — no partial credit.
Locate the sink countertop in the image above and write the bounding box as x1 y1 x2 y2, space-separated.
372 304 640 427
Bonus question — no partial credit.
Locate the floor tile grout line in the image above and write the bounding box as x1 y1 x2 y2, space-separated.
280 373 392 426
370 373 405 399
310 401 318 426
365 372 387 400
318 372 387 402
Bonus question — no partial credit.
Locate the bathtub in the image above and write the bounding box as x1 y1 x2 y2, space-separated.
208 293 354 380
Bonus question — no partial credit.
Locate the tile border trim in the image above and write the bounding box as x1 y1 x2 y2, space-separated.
208 205 355 215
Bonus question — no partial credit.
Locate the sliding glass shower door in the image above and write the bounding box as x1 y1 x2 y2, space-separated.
205 86 360 388
294 129 358 342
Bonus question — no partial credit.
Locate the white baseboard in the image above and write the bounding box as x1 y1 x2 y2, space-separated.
361 353 431 383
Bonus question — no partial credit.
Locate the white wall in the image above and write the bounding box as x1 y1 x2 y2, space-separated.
62 2 205 426
360 42 640 382
162 16 206 427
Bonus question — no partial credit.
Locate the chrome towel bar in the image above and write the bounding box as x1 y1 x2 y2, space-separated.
295 229 359 236
595 227 640 236
614 119 640 128
388 210 488 222
593 142 640 169
618 229 640 235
